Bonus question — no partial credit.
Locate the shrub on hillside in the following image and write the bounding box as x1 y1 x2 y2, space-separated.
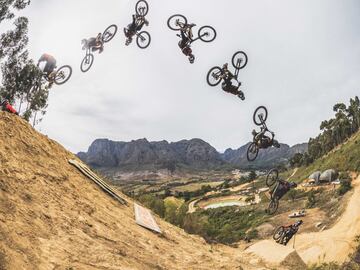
338 180 352 196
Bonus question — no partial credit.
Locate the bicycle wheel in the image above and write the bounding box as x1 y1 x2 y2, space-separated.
136 31 151 49
273 226 284 241
232 51 248 69
247 142 259 162
135 0 149 16
266 168 279 187
54 65 72 85
206 66 222 86
102 24 118 43
253 106 268 126
167 14 187 31
80 54 94 73
198 26 216 43
267 198 279 215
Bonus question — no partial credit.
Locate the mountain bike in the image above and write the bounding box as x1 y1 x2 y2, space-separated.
81 24 118 72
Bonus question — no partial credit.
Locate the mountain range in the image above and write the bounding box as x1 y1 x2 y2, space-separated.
78 138 308 171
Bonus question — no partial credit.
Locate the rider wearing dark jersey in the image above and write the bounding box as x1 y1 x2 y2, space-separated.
178 23 196 63
37 53 57 76
82 33 104 53
270 179 297 201
220 63 245 100
252 127 280 149
125 14 149 45
280 220 303 246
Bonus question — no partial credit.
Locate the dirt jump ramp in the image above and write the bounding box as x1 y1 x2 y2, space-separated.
246 174 360 266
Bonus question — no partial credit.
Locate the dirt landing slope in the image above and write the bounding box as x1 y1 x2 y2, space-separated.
0 113 259 270
246 174 360 266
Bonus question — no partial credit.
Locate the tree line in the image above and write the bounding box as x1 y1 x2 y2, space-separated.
290 96 360 167
1 1 51 124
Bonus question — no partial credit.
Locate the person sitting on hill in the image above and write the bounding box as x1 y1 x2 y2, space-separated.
1 99 18 115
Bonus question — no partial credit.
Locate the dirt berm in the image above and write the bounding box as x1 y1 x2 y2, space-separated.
0 113 270 270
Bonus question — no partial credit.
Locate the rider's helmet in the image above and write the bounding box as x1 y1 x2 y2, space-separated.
223 63 228 70
252 129 257 136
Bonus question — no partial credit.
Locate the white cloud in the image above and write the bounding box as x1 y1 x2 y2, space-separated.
18 0 360 153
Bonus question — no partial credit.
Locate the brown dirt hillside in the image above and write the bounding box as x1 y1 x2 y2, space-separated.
0 113 265 270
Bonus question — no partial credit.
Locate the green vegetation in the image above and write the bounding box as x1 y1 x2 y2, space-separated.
0 1 52 123
293 129 360 181
338 180 352 196
290 96 360 169
183 207 268 244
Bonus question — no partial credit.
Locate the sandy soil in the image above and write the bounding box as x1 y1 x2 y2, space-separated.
0 113 261 270
246 174 360 265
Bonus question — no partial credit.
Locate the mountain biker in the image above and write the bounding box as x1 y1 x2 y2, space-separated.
279 220 303 246
1 99 18 115
82 33 104 53
252 126 280 149
37 53 57 77
270 179 297 202
219 63 245 100
177 22 196 63
124 13 149 45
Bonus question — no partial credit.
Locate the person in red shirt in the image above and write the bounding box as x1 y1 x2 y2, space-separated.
1 99 18 115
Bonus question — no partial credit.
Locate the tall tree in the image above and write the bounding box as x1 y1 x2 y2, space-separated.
0 0 50 123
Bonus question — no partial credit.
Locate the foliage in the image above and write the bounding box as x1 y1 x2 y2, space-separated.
306 191 316 208
291 97 360 168
0 0 51 123
337 180 352 196
137 194 165 218
183 207 268 244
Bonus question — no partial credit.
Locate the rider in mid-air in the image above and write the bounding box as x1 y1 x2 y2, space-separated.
82 33 104 53
219 63 245 100
177 21 196 63
124 13 149 45
37 53 57 77
270 178 297 203
252 125 280 149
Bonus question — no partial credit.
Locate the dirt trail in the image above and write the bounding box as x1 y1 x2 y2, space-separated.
0 113 263 270
247 174 360 265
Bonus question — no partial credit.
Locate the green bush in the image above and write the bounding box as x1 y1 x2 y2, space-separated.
338 180 352 196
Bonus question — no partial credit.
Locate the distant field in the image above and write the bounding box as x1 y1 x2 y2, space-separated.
171 181 223 192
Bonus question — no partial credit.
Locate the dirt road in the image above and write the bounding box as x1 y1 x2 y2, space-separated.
246 174 360 265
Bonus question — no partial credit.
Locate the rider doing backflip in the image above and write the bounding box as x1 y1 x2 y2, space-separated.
252 125 280 149
37 53 56 77
177 22 196 63
124 13 149 45
219 63 245 100
82 33 104 53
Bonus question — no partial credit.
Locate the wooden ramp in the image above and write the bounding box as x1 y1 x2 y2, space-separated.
68 159 127 206
134 203 162 234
